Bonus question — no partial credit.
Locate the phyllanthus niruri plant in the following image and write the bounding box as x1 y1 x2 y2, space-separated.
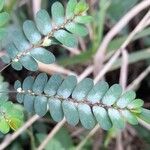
0 75 24 134
0 0 24 134
0 0 150 135
14 73 149 130
1 0 92 71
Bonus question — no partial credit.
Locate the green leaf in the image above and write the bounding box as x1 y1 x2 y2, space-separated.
0 117 10 134
11 61 23 71
14 80 21 90
35 9 52 35
19 55 38 71
62 101 79 126
93 106 112 130
22 76 34 91
78 104 96 129
32 73 48 94
138 108 150 124
74 0 89 14
108 108 125 129
6 43 19 59
87 81 109 103
10 106 24 120
127 99 144 109
0 0 4 11
66 22 88 37
13 30 31 51
30 47 55 64
72 78 93 101
48 98 63 122
54 29 78 47
44 74 63 96
74 16 93 24
8 118 23 131
121 110 138 125
0 12 9 27
116 91 136 108
23 94 35 113
23 20 41 44
66 0 77 18
34 96 47 116
0 92 24 134
16 93 24 103
51 2 65 25
130 108 142 114
102 84 122 106
57 75 77 98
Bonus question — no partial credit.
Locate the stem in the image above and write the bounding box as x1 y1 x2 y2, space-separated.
0 91 17 94
94 0 150 75
75 125 100 150
0 62 12 73
37 118 66 150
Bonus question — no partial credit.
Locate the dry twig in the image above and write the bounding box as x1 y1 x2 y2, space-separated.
94 0 150 75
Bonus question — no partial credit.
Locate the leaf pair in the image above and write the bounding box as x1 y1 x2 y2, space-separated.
0 101 24 134
14 73 147 130
0 75 24 134
1 0 92 71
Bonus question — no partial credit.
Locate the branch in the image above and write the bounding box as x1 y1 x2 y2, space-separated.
127 65 150 91
38 63 77 76
37 118 66 150
75 124 100 150
93 9 150 83
94 0 150 75
119 49 128 90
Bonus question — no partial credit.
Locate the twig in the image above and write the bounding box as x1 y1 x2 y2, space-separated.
37 118 66 150
138 118 150 131
71 128 85 137
77 65 93 82
75 124 100 150
62 45 81 55
94 49 121 83
32 0 41 18
119 49 128 90
0 51 5 57
116 132 124 150
127 65 150 91
94 9 150 83
94 0 150 75
38 62 77 76
0 62 12 73
0 115 40 150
